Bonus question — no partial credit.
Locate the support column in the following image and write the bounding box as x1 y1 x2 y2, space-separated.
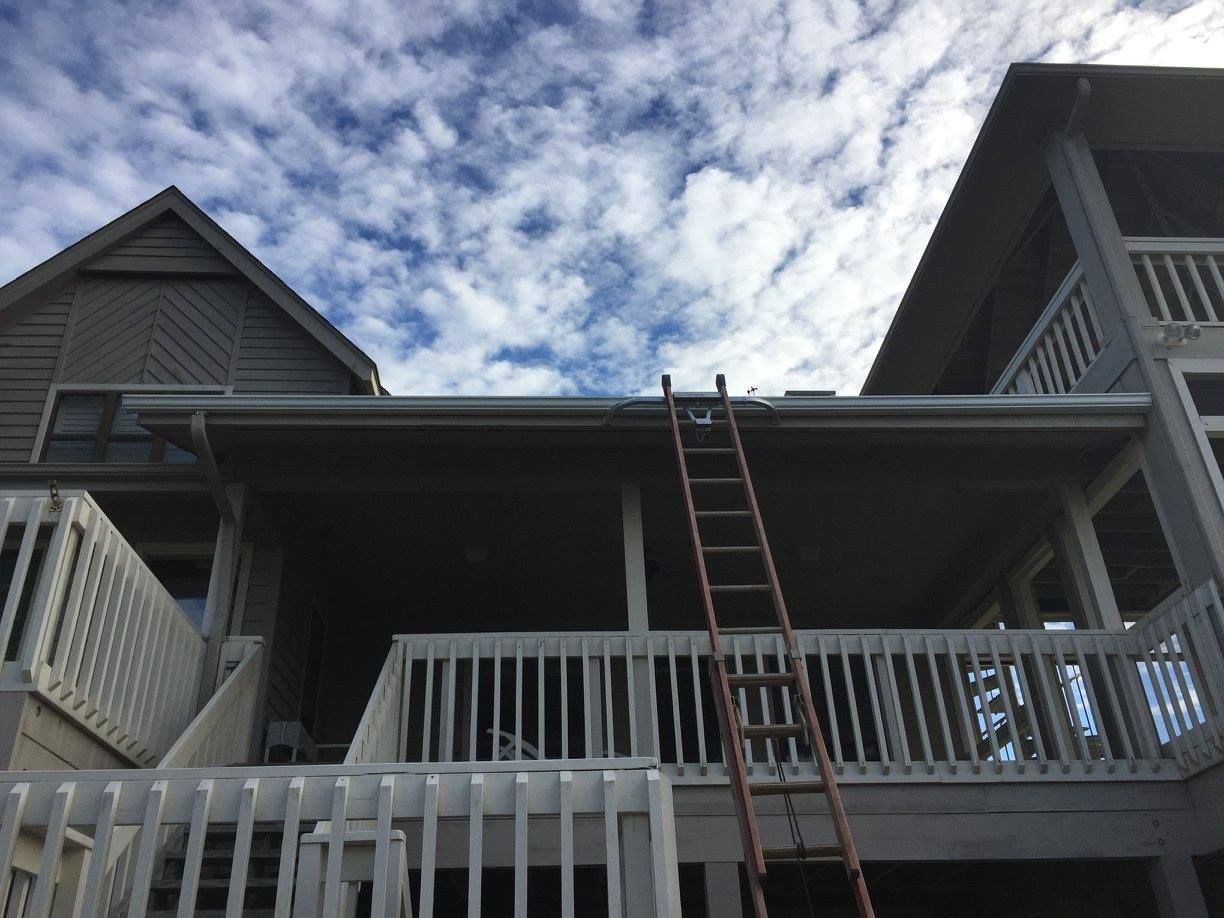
620 814 654 917
1051 484 1124 630
703 862 744 918
1046 124 1224 593
623 482 656 755
998 573 1042 630
1149 855 1208 918
622 483 650 633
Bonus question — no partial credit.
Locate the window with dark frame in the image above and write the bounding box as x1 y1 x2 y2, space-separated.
41 392 197 464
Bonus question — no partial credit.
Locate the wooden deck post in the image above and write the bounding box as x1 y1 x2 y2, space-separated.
1046 121 1224 594
1149 855 1209 918
1051 484 1124 630
622 483 656 756
702 863 744 918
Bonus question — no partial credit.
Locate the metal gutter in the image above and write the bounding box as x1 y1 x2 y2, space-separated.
126 392 1152 429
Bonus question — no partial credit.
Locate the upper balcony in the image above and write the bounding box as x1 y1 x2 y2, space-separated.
994 237 1224 396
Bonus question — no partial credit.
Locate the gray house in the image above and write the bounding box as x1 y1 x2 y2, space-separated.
0 62 1222 916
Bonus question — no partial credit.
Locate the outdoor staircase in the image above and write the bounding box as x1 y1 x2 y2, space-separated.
145 826 283 917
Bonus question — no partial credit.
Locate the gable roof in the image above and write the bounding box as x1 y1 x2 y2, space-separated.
862 63 1224 396
0 186 382 394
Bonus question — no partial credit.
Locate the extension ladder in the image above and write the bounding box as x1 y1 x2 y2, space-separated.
661 374 875 918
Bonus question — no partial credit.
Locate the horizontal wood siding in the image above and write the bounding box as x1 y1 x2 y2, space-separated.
239 545 306 725
235 295 353 393
85 213 234 274
0 287 73 462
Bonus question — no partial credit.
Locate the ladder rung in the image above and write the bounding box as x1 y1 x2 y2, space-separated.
673 392 718 400
750 780 825 797
696 510 753 518
727 672 795 688
702 545 760 554
718 626 781 635
711 584 772 593
742 723 805 739
689 477 742 484
762 844 842 862
684 447 736 454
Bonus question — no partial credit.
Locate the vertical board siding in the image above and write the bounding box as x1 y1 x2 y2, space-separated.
235 296 352 394
84 214 234 274
0 287 73 462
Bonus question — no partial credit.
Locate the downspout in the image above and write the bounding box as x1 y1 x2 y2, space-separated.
190 410 235 525
190 410 246 707
1065 76 1091 138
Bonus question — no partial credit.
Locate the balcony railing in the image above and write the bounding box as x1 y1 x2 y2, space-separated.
0 491 206 765
994 237 1224 395
993 265 1104 395
353 582 1224 783
1129 237 1224 324
0 759 680 917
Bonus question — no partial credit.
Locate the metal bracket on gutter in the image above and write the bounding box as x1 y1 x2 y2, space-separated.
603 396 782 426
190 411 235 525
1066 77 1091 136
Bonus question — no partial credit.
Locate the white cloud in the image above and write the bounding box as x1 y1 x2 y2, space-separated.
1 0 1223 395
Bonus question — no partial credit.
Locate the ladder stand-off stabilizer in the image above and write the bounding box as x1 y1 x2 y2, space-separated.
661 374 875 918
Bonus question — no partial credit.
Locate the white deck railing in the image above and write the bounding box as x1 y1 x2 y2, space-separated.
1130 581 1224 773
0 491 206 765
1128 237 1224 324
159 637 263 769
360 583 1224 783
992 266 1104 395
995 238 1224 395
0 759 680 918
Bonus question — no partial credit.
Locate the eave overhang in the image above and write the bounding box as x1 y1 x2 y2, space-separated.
126 393 1151 453
862 63 1224 396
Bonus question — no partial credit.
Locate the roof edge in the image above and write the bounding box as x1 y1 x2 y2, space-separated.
0 186 382 394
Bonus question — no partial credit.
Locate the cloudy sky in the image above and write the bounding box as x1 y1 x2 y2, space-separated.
1 1 1221 395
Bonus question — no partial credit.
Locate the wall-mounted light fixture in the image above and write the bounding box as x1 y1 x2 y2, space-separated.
1159 321 1202 348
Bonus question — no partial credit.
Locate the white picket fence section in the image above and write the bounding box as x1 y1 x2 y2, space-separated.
0 491 206 765
993 265 1104 395
365 584 1224 782
1128 237 1224 324
0 759 680 918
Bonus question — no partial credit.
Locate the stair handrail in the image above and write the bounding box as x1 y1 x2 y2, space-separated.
345 642 405 764
158 636 264 768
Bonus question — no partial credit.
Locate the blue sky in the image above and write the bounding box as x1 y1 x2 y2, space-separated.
1 0 1221 395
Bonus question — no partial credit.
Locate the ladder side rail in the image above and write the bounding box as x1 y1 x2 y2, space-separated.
716 374 876 918
662 375 767 893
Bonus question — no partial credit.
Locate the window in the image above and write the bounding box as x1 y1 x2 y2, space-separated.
145 555 212 631
41 392 196 464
